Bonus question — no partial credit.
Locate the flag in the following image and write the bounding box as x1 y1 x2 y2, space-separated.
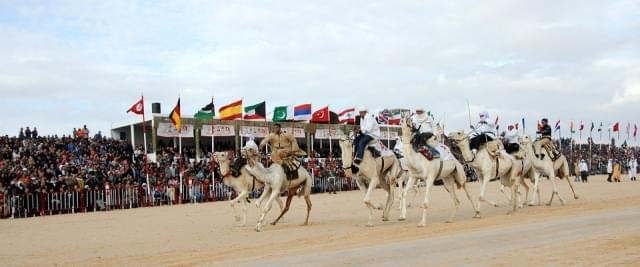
311 106 330 123
126 97 144 115
169 98 181 131
388 110 401 125
338 108 356 124
272 106 289 122
219 99 243 120
598 122 603 132
243 101 266 120
293 103 312 121
521 118 526 132
515 122 519 130
613 122 620 132
376 109 390 124
579 121 584 131
626 122 631 139
570 121 575 134
494 116 499 127
194 100 215 121
634 124 638 139
329 111 340 124
554 120 561 131
590 122 594 132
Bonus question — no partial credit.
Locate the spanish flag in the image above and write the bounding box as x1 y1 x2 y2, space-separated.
219 99 243 120
169 98 181 131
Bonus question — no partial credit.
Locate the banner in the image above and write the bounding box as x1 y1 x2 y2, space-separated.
315 129 346 140
240 126 269 138
201 125 236 137
157 123 194 137
282 127 306 138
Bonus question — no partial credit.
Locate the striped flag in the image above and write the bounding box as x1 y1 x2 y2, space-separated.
169 98 181 131
293 103 312 121
338 108 356 124
243 101 266 120
219 99 243 120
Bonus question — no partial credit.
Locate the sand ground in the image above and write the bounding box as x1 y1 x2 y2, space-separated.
1 175 639 266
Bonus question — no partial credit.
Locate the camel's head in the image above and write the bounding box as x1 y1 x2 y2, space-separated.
520 135 532 145
447 131 467 143
213 151 233 179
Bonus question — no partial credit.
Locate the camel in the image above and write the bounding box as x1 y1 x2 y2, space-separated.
497 141 538 208
213 152 284 226
242 148 312 232
338 138 402 227
520 135 579 206
447 131 522 216
399 117 478 226
394 170 418 210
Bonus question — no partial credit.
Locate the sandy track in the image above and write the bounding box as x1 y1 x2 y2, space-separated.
1 175 639 266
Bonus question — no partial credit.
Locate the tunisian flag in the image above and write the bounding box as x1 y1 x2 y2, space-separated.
612 122 620 132
127 97 144 115
310 106 330 123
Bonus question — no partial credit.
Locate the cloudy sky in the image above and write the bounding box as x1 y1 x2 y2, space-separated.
1 0 639 140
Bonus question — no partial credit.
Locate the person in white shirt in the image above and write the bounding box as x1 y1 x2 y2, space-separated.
629 157 637 181
579 159 589 183
503 125 520 154
411 108 439 158
354 106 381 165
468 111 496 151
607 158 613 182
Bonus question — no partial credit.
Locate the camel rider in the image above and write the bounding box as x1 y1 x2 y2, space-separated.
535 118 560 159
259 123 304 164
468 111 496 151
411 108 439 158
503 125 520 154
354 106 380 165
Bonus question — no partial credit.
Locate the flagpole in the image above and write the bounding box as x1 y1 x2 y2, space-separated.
141 93 151 201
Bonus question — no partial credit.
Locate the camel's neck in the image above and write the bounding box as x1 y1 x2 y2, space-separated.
456 139 476 167
524 142 544 166
247 161 270 183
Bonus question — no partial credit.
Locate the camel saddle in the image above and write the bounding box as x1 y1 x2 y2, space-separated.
417 147 434 161
230 157 247 178
281 156 301 180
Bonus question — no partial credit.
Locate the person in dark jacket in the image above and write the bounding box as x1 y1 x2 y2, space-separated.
535 118 560 160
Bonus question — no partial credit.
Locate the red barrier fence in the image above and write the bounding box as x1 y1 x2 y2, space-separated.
2 176 358 219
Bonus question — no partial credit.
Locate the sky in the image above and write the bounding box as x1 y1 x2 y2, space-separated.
0 0 639 141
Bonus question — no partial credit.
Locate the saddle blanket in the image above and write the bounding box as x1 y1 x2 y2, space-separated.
434 143 455 161
369 141 395 158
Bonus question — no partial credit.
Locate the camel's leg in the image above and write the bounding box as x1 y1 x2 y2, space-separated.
564 174 579 200
399 175 416 221
519 178 530 209
462 183 479 217
255 186 270 209
499 184 511 203
382 185 393 222
364 177 379 227
418 176 436 227
303 194 312 225
529 172 541 206
271 190 294 226
231 191 248 225
443 177 460 223
255 190 280 232
476 176 496 219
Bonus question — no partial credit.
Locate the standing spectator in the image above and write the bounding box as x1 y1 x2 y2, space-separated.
629 156 637 181
72 128 77 138
612 160 621 183
32 127 38 138
574 160 581 182
24 127 32 139
18 128 24 139
579 159 589 183
607 158 613 182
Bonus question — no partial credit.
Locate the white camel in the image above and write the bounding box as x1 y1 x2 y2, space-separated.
242 149 313 232
521 135 579 206
213 152 284 226
338 138 402 227
399 117 478 226
448 131 522 216
395 170 419 210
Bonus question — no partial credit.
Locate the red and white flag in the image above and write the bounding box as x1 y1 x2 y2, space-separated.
338 108 356 124
311 106 330 123
127 97 144 115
